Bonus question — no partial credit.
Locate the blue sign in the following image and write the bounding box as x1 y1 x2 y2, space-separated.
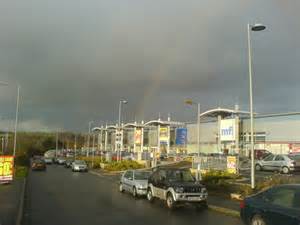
176 128 187 145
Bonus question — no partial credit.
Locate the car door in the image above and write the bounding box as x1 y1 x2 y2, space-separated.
261 154 275 170
150 171 160 197
126 171 134 192
156 170 167 200
263 187 300 225
273 155 285 171
122 171 131 191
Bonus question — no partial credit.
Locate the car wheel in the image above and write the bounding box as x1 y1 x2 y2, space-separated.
147 188 154 202
132 187 138 198
251 214 266 225
166 193 175 209
255 164 262 171
282 166 290 174
119 183 124 193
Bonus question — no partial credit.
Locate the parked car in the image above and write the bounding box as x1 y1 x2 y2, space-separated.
119 170 151 197
255 154 300 174
254 149 271 160
57 157 66 165
147 167 208 209
71 160 88 172
64 159 74 168
44 157 53 164
240 184 300 225
31 159 46 171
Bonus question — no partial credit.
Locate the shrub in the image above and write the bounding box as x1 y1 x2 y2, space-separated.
105 160 144 172
200 170 240 193
15 166 28 178
15 155 30 167
76 156 106 169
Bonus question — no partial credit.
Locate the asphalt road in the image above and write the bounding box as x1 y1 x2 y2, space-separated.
22 165 242 225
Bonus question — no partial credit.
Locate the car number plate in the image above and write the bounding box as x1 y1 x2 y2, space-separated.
188 197 199 201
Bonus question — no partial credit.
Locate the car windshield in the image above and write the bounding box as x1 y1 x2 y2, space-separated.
134 171 150 180
167 170 195 182
74 160 86 165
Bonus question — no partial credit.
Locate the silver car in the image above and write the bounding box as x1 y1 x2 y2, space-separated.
255 154 300 174
72 160 88 172
119 170 151 197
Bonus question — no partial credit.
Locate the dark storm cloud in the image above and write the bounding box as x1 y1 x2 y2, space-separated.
0 0 299 131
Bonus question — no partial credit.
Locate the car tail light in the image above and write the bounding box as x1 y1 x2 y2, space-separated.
240 200 246 209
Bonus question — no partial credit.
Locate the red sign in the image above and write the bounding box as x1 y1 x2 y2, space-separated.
0 156 14 182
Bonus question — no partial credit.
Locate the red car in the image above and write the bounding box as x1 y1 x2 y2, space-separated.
249 149 271 160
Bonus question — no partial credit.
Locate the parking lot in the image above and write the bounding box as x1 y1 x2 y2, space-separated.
22 165 242 225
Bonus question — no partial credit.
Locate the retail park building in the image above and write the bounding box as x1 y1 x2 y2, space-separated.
92 106 300 156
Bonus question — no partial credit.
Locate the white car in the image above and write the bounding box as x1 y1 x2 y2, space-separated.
57 157 66 165
44 157 53 164
72 160 88 172
119 170 151 197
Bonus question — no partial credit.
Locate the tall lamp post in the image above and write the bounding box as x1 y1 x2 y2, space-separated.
117 99 127 161
185 99 201 180
87 121 93 157
247 23 266 189
0 81 20 157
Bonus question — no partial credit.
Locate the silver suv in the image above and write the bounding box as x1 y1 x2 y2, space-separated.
255 154 300 174
147 168 208 209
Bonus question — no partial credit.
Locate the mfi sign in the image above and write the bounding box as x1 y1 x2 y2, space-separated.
220 119 236 141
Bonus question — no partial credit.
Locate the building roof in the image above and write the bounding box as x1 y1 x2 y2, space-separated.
199 107 251 118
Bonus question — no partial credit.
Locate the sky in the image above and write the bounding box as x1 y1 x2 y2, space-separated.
0 0 299 131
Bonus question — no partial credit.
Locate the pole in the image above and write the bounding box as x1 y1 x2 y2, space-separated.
197 103 201 181
92 133 95 168
56 131 58 158
104 125 108 152
13 85 20 157
248 24 255 189
87 122 92 157
74 134 77 159
117 101 122 161
1 137 4 155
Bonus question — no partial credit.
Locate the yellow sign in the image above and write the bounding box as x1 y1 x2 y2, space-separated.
134 129 142 145
227 156 237 174
159 127 168 143
0 156 14 182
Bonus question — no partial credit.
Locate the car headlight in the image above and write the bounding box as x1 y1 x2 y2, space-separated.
175 187 184 193
201 187 207 193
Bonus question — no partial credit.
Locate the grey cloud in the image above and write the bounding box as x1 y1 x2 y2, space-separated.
0 0 299 131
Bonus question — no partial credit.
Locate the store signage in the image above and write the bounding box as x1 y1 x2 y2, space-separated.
159 127 169 144
220 119 236 141
0 156 14 183
175 128 187 145
134 129 142 145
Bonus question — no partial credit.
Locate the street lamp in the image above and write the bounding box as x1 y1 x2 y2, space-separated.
0 81 20 157
247 23 266 189
117 99 128 161
87 121 93 157
185 99 201 180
